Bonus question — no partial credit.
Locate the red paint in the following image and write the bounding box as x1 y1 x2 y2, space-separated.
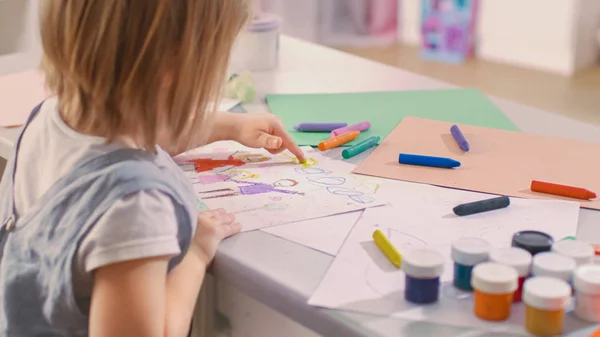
514 276 526 302
189 156 245 173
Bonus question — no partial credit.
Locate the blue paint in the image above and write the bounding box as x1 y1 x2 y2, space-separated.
405 274 440 304
453 262 474 291
398 153 461 169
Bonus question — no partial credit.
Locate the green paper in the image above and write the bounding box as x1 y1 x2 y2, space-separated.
266 89 519 146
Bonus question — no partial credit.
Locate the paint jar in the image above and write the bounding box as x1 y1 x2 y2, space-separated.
552 239 595 266
512 230 554 256
532 252 576 284
230 13 281 72
523 277 571 336
403 248 444 304
451 237 492 291
489 247 532 302
573 265 600 322
471 262 518 321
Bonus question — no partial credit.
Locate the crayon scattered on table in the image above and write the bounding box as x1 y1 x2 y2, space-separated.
330 121 371 138
530 180 596 200
453 196 510 216
342 136 380 159
398 153 461 169
450 124 470 152
372 229 402 268
318 131 360 151
293 122 347 132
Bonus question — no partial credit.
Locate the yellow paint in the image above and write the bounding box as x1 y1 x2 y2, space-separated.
372 229 402 268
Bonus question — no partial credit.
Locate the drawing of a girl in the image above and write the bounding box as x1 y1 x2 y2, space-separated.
195 170 258 185
198 179 303 199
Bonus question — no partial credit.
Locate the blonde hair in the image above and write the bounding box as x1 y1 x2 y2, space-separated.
39 0 251 149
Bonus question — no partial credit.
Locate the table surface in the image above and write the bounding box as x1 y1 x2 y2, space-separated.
1 37 599 337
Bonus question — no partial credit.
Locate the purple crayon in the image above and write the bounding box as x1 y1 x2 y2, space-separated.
293 122 348 132
331 121 371 138
450 124 470 152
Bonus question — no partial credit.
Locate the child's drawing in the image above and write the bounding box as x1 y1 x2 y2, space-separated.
198 179 303 199
195 169 258 185
189 153 271 173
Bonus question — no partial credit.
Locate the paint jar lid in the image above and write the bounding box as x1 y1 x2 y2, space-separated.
451 237 492 266
552 240 595 266
512 231 554 256
246 13 282 32
574 265 600 295
532 252 576 282
471 262 518 294
403 248 444 279
523 277 571 310
489 247 532 277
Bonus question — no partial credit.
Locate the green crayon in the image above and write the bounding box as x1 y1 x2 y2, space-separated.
342 136 380 159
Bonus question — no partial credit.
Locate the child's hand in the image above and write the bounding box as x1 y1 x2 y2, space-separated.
190 209 241 265
218 113 305 162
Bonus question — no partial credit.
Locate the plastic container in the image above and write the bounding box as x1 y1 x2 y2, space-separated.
451 237 492 291
489 247 532 302
471 262 518 321
523 277 571 336
403 248 444 304
552 240 595 266
573 265 600 322
230 13 281 71
532 252 576 283
512 230 554 256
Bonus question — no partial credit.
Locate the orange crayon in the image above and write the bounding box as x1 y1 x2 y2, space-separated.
531 180 596 200
318 131 360 151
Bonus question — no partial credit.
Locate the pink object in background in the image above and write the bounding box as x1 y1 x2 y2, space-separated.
367 0 398 35
0 69 49 127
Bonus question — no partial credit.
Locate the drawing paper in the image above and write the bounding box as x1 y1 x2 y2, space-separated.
309 188 582 334
354 116 600 210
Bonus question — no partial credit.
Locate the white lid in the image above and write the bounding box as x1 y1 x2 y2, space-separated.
471 262 518 294
532 252 576 282
574 265 600 295
451 237 492 266
552 240 595 266
489 247 532 277
523 277 571 310
402 248 444 279
247 13 281 32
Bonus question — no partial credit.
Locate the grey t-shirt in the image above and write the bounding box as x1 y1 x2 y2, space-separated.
13 98 182 311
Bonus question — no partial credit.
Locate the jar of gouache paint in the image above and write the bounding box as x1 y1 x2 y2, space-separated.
402 248 444 304
573 265 600 322
471 262 518 321
489 247 532 302
451 237 492 291
552 239 595 266
512 230 554 256
532 252 576 284
523 277 571 336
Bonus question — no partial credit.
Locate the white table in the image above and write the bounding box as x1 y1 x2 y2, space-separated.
1 37 599 337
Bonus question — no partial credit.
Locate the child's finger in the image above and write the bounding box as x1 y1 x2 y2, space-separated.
272 125 305 161
222 222 242 238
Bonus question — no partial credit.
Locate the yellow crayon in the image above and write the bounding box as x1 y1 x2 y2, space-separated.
372 229 402 268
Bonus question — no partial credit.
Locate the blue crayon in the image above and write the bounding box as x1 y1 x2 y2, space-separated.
450 124 470 152
453 196 510 216
398 153 461 169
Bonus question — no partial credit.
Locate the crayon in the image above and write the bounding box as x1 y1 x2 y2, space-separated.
330 121 371 138
373 229 402 268
293 122 348 132
450 124 470 152
530 180 596 200
318 131 360 151
453 196 510 216
342 136 380 159
398 153 461 169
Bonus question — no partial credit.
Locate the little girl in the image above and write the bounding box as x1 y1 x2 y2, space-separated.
0 1 303 336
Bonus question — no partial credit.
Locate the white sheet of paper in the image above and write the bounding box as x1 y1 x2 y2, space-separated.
308 187 584 334
0 69 49 127
218 98 241 112
261 211 362 256
176 146 385 232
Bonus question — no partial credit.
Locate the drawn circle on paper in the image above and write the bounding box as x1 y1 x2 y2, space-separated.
295 167 331 175
307 176 346 186
364 229 428 296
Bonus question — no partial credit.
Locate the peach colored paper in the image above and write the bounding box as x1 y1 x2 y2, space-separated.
354 116 600 210
0 69 49 127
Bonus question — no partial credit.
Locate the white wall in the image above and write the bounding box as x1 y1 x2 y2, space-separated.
0 0 41 75
398 0 600 76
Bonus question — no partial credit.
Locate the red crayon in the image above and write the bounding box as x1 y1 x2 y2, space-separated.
530 180 596 200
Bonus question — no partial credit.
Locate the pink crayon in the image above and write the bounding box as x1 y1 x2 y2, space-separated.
330 121 371 138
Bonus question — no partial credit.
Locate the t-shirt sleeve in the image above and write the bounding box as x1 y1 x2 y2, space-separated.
77 189 181 272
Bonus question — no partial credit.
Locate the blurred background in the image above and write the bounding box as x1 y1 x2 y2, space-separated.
1 0 599 124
